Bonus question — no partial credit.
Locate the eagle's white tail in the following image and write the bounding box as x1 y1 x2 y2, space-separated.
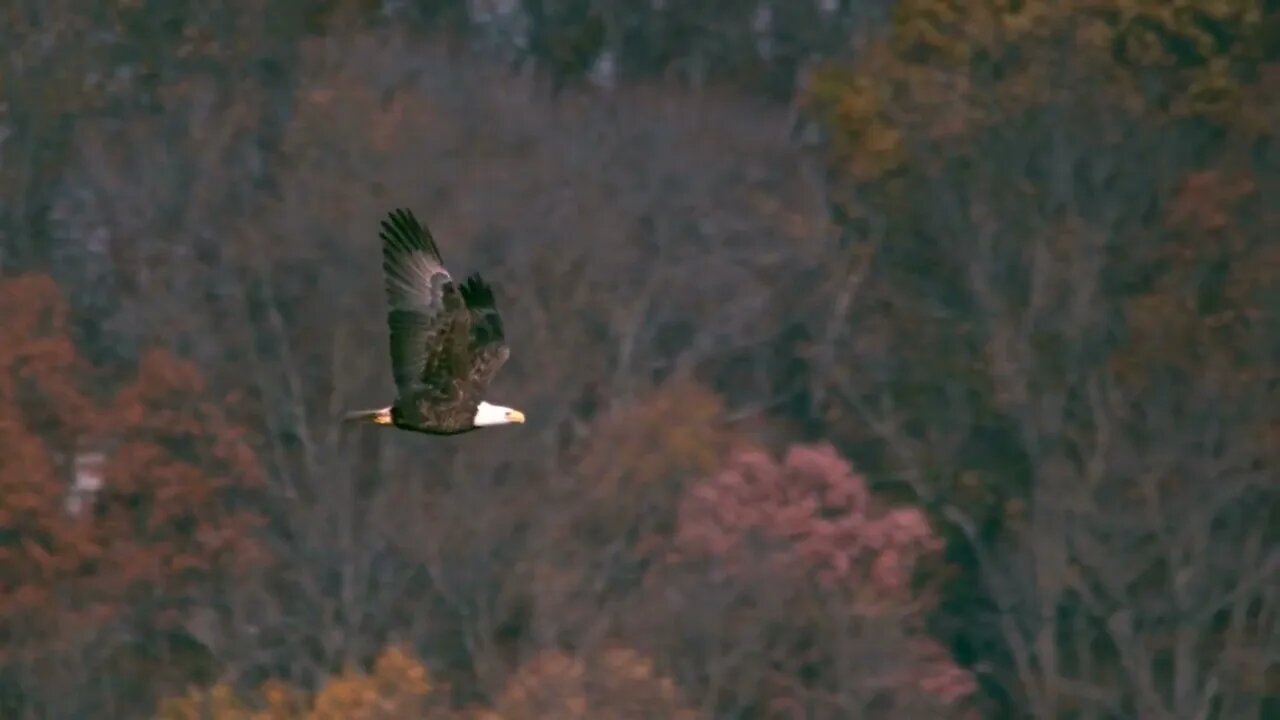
343 407 392 425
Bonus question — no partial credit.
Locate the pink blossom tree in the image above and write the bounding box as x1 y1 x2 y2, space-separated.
643 442 977 718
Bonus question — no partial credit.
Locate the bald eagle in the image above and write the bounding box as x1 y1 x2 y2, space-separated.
343 208 525 435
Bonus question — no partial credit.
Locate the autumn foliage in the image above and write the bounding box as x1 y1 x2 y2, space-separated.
670 443 943 595
4 1 1276 717
653 442 977 715
489 646 700 720
0 274 266 706
159 643 696 720
158 645 442 720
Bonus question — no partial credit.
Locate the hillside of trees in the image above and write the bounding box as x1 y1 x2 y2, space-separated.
1 1 1276 718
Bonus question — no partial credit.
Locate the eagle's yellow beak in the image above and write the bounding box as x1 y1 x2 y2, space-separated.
505 409 526 424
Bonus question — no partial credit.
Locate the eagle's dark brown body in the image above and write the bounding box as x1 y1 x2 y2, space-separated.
343 208 517 436
389 381 485 436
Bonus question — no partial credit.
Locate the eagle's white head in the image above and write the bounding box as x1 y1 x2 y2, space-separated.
474 400 526 427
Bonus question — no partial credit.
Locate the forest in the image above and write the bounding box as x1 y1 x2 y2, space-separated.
0 1 1276 718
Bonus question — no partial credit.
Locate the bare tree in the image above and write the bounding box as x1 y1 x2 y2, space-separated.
801 12 1280 716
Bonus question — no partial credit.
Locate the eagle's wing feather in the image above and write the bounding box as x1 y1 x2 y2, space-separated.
380 208 470 398
459 272 511 388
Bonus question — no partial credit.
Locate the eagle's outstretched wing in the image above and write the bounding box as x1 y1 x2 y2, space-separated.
379 208 469 399
458 273 511 388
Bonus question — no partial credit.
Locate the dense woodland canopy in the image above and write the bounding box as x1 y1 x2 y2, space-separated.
1 0 1277 718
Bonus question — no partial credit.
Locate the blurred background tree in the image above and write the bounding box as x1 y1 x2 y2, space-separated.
800 0 1280 715
0 274 266 717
